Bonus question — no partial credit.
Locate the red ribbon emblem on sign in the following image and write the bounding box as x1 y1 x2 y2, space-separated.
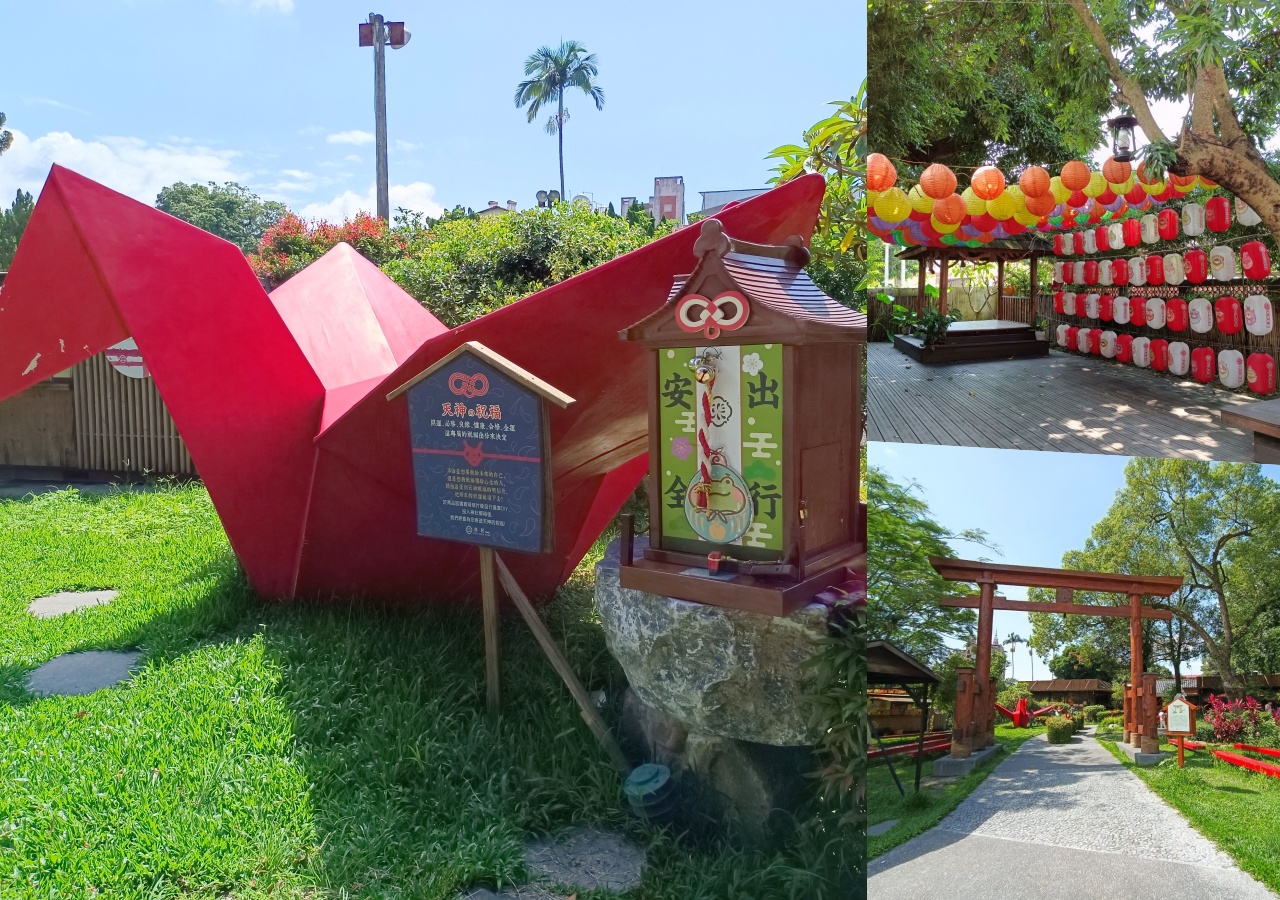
675 291 750 340
448 372 489 398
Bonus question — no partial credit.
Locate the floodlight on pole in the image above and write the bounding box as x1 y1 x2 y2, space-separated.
359 13 410 221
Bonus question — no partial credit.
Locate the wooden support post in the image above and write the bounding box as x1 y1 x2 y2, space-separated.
996 257 1005 322
493 553 630 773
952 667 974 759
1123 681 1132 743
1130 592 1143 747
915 684 931 791
973 580 995 749
986 675 998 746
1141 673 1160 754
1029 253 1040 324
917 258 927 316
1177 735 1185 768
938 256 950 316
478 547 501 718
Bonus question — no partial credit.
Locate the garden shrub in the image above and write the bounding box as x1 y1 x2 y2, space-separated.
1046 716 1075 744
1195 720 1216 743
1072 713 1085 732
1098 714 1123 730
1083 704 1106 723
1203 694 1280 744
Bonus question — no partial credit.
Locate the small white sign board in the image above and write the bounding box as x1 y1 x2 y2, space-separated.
105 338 149 379
1166 698 1195 736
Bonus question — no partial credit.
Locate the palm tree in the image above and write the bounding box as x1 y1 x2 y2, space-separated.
1004 633 1025 680
514 40 605 201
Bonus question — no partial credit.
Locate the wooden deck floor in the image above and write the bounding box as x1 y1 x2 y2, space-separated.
867 342 1259 461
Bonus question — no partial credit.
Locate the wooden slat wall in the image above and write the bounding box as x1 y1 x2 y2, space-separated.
72 356 194 474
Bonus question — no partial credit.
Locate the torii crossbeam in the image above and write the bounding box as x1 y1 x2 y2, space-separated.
931 558 1182 759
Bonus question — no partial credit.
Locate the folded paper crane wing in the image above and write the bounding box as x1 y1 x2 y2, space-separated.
0 166 824 601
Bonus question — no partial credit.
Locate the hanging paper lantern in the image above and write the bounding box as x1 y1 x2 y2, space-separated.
931 215 962 234
1247 353 1276 394
1121 218 1141 248
1216 296 1243 334
1166 297 1188 331
874 186 912 223
1189 297 1213 333
1198 176 1218 189
1098 259 1113 286
1242 241 1271 280
960 187 988 217
1013 207 1040 227
1111 257 1130 286
1024 190 1057 216
908 184 936 214
1102 156 1132 184
1084 171 1107 198
1100 330 1118 358
1110 174 1137 195
1061 161 1091 191
1100 294 1115 321
1191 346 1215 382
920 164 958 200
1116 333 1135 363
1020 166 1050 198
1157 208 1179 241
1114 294 1132 325
1145 254 1165 286
971 166 1006 201
1004 219 1028 235
1132 336 1152 367
1130 295 1149 326
1098 187 1118 205
932 193 967 225
1146 297 1167 328
1205 196 1231 232
1219 349 1246 388
1124 185 1148 205
1151 339 1170 372
1211 245 1237 281
1168 172 1195 194
987 190 1017 221
1168 341 1190 375
1083 230 1098 254
1141 178 1166 196
1235 198 1262 226
1067 189 1089 208
1049 176 1072 205
1155 184 1178 203
1245 295 1274 336
1129 255 1148 286
867 153 897 192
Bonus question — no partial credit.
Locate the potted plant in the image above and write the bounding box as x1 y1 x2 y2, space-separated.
914 308 959 347
1034 316 1048 342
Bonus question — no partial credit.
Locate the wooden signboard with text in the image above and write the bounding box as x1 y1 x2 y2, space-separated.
1165 697 1197 768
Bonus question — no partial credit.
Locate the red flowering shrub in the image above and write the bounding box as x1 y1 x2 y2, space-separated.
1203 693 1280 745
248 212 409 289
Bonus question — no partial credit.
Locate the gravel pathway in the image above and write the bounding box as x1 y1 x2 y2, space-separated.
869 733 1277 900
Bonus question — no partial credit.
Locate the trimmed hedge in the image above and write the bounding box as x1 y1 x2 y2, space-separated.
1046 715 1076 743
1083 705 1106 723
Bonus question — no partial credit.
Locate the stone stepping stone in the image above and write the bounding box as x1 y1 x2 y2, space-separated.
25 650 141 697
459 887 562 900
869 819 899 837
27 590 119 619
523 827 645 893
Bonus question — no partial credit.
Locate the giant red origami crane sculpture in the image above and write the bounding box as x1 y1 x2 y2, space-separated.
0 166 825 602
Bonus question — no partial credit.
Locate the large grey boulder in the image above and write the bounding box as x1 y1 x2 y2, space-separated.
595 539 827 747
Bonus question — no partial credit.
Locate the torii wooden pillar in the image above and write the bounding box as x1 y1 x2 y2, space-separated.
931 558 1182 758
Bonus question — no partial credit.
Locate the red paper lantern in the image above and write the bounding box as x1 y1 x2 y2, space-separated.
1130 296 1148 327
1053 233 1064 256
1099 294 1114 321
1184 248 1208 284
1111 257 1130 286
1216 296 1243 334
1151 338 1170 372
1242 241 1271 280
1125 185 1148 205
1248 353 1277 394
1063 261 1076 283
1054 291 1065 314
1166 297 1188 331
1116 333 1135 363
1122 218 1142 247
1074 232 1086 254
1083 259 1099 285
1205 195 1231 232
1086 329 1102 354
1144 255 1164 285
1191 346 1216 383
1158 208 1179 241
1095 225 1111 251
1066 326 1080 350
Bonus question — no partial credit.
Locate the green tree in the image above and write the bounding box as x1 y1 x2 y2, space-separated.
1047 642 1118 681
866 466 994 665
0 113 12 156
769 88 866 309
0 189 35 269
1031 459 1280 696
935 647 1008 714
156 182 288 253
513 40 605 202
1003 632 1026 680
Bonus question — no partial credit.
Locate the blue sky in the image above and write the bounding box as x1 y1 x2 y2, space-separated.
0 1 864 221
869 443 1210 679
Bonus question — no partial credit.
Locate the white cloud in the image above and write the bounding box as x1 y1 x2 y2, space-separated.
393 140 420 151
219 0 295 11
0 130 245 205
298 182 444 221
327 130 375 146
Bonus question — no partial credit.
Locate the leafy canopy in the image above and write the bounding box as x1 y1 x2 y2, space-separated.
0 112 12 156
0 189 35 269
156 182 288 254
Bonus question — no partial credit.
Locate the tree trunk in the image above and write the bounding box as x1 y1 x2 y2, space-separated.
557 93 566 201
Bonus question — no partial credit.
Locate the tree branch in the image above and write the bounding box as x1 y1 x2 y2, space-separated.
1065 0 1169 143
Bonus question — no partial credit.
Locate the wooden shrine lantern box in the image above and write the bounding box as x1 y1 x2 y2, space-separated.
617 218 866 617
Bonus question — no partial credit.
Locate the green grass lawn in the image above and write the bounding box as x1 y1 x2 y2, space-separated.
1098 735 1280 893
0 484 845 899
868 724 1045 859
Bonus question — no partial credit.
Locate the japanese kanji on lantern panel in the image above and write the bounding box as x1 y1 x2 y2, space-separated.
1145 255 1165 285
1183 203 1206 236
1169 341 1191 375
1248 353 1277 394
1158 207 1179 241
1142 296 1165 329
1112 257 1130 285
1166 298 1189 331
1100 330 1118 358
1130 256 1148 286
1192 346 1216 383
1132 336 1152 368
1219 349 1246 388
1242 241 1271 280
1100 294 1115 321
618 219 863 617
1064 293 1078 316
1130 296 1149 327
1189 297 1214 333
1099 259 1113 286
1086 328 1102 354
1150 338 1170 372
1053 291 1066 315
1116 333 1135 363
1246 295 1274 335
1185 248 1208 283
1206 195 1232 232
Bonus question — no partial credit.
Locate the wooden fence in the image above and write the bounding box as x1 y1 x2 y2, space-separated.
869 289 1039 341
72 355 194 474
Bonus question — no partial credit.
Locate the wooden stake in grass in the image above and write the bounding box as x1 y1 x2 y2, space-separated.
478 547 501 719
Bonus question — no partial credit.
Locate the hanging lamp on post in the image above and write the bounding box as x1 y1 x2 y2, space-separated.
1108 114 1139 163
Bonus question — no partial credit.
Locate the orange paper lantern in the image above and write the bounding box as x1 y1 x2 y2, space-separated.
1061 161 1091 192
1102 156 1132 184
1019 166 1051 198
867 153 897 193
932 192 967 225
971 166 1006 201
920 163 958 200
1024 190 1057 216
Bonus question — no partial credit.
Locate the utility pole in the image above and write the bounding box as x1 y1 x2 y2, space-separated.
359 13 410 222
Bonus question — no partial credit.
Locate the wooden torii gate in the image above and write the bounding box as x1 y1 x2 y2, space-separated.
930 558 1183 758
